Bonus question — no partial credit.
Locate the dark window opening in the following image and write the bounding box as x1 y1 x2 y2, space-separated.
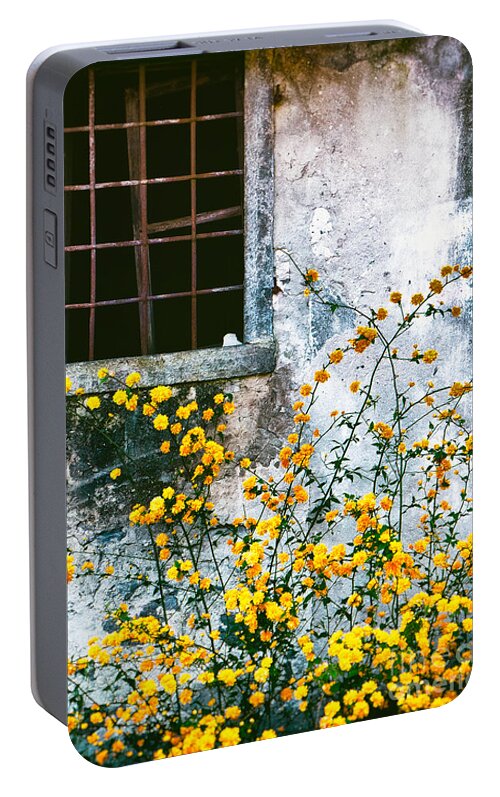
64 53 245 363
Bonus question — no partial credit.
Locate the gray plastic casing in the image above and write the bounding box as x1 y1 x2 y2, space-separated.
27 20 424 725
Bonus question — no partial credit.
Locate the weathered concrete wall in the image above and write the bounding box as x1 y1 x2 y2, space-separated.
67 36 472 655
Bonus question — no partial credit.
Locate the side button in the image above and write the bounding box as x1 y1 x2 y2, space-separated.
43 209 58 268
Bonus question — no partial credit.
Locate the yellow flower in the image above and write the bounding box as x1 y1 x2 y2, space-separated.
160 440 171 454
451 306 462 317
314 369 330 383
351 699 370 720
373 421 393 440
243 475 257 493
347 592 362 607
149 385 172 404
254 667 270 684
159 673 176 694
390 291 402 303
329 349 344 364
86 396 100 410
217 668 238 687
422 349 438 364
429 279 443 294
113 390 127 406
376 308 388 320
280 687 293 702
325 510 339 522
350 325 378 353
179 688 193 705
265 601 284 622
213 393 224 404
140 679 157 697
414 538 429 553
305 268 319 282
65 377 72 393
153 414 169 431
170 422 182 435
225 706 241 720
239 457 251 468
323 700 341 718
249 691 265 707
299 383 313 396
259 730 277 741
97 368 108 380
67 554 75 584
219 727 240 747
176 404 194 420
370 691 385 708
125 372 141 387
411 293 425 305
449 381 472 398
293 484 308 503
109 468 121 480
441 265 453 277
350 381 361 393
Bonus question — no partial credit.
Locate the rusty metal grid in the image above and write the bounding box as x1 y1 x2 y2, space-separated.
64 58 244 360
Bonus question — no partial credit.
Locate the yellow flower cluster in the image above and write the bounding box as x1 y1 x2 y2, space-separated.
350 325 378 354
66 263 472 766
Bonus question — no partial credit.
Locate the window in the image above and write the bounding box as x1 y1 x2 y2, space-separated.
64 51 275 388
65 53 248 362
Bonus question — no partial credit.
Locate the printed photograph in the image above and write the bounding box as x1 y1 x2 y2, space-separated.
64 36 472 766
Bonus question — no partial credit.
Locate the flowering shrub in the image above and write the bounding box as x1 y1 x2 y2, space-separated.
67 262 472 766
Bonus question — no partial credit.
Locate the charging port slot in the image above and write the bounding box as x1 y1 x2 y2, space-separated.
99 40 203 57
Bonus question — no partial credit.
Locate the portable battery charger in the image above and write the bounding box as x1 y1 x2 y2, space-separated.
27 21 473 766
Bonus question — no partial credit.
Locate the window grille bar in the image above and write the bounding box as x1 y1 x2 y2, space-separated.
66 283 244 310
190 60 198 349
88 68 97 360
137 64 153 354
64 169 243 192
64 110 243 133
64 228 243 253
147 205 242 235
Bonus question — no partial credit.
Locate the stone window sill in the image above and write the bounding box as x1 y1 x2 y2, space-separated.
66 338 276 394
